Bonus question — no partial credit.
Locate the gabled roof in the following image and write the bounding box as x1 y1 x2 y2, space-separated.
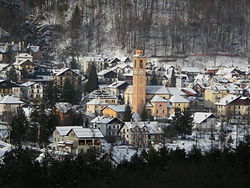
13 59 33 66
108 81 129 89
86 98 108 105
56 126 104 138
151 95 168 103
124 121 162 134
193 112 215 124
97 69 114 76
15 53 32 59
170 95 190 103
55 102 73 113
146 85 169 95
21 81 36 87
215 95 240 106
104 105 126 112
55 68 79 76
91 115 123 124
56 126 83 136
70 127 104 138
167 87 186 96
0 95 24 104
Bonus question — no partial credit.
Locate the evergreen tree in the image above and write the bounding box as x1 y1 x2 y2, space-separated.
29 105 58 146
170 68 176 87
44 81 61 107
123 104 132 122
172 108 193 138
70 5 81 39
6 66 18 83
140 106 149 121
69 58 79 69
84 64 99 93
150 71 158 85
62 79 81 104
10 107 29 145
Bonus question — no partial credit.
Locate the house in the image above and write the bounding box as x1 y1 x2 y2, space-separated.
215 95 250 122
21 81 43 102
146 95 171 118
15 53 33 62
81 54 105 74
53 102 75 126
0 80 21 98
0 95 24 122
52 126 104 154
107 81 130 97
119 121 163 148
0 63 10 79
169 95 190 111
13 59 35 79
85 89 118 104
101 105 126 119
53 68 80 90
91 116 124 138
193 112 216 131
204 85 229 109
27 45 41 61
86 98 108 115
97 69 118 84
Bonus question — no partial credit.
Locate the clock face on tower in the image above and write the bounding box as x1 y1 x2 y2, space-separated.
139 61 143 68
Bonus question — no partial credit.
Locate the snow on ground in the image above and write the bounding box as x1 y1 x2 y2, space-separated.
0 141 12 158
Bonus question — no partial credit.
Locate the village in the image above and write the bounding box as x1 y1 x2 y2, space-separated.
0 41 250 160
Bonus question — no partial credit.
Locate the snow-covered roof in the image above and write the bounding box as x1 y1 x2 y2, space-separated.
55 102 72 113
86 98 108 105
193 112 214 124
181 87 197 95
215 95 240 106
97 69 113 76
15 53 32 59
13 59 32 66
181 67 200 73
108 81 129 89
170 95 190 103
167 87 186 96
56 126 82 136
216 67 236 75
21 81 35 87
0 63 9 71
146 85 169 95
0 95 23 104
105 105 126 112
150 95 168 103
91 116 115 124
71 127 104 138
29 45 39 53
55 68 79 76
124 121 163 134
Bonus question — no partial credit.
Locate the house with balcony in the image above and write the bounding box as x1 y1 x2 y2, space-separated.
52 126 104 154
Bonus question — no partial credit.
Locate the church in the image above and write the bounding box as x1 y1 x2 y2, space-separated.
124 49 190 118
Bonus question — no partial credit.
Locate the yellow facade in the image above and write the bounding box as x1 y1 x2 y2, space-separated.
204 88 228 109
102 107 118 118
171 102 190 111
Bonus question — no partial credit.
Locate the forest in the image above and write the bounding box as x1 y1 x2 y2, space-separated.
1 0 250 59
0 137 250 187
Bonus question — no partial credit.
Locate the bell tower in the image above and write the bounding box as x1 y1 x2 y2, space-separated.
132 49 146 114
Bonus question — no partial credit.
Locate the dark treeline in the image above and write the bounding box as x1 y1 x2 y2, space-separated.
1 138 250 187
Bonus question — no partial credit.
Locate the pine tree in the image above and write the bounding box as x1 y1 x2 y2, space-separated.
150 71 158 85
44 81 61 107
123 104 132 122
84 64 99 93
6 66 18 83
70 5 81 39
172 108 193 139
10 107 29 145
170 68 176 87
62 79 81 104
140 106 149 121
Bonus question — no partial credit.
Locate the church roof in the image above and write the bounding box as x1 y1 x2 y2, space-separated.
151 95 168 103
